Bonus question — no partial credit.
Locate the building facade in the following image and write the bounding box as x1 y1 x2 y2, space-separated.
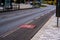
43 0 56 5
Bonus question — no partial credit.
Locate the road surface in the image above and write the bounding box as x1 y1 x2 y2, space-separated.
0 5 56 40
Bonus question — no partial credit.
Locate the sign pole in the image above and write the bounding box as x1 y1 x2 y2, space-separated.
56 0 60 27
57 17 59 27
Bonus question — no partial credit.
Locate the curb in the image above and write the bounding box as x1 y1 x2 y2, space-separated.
20 7 39 10
0 7 38 13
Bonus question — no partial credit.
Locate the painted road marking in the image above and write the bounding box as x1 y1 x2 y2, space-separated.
0 27 20 38
25 20 34 24
35 16 40 19
0 20 34 38
20 24 36 29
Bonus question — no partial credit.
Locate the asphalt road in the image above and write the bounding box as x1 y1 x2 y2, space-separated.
0 5 56 39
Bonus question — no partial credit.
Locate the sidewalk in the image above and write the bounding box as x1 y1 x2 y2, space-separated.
0 3 33 10
31 14 60 40
12 3 33 9
0 4 50 12
0 7 3 11
20 3 33 9
0 3 33 12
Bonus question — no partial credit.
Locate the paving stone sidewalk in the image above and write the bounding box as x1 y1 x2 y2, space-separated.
0 3 33 11
31 14 60 40
20 3 33 9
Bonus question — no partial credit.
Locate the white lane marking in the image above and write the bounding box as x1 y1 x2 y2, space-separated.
35 16 40 19
0 20 34 38
25 20 34 24
0 27 20 38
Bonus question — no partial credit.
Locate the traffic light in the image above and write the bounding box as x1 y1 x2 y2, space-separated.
56 0 60 17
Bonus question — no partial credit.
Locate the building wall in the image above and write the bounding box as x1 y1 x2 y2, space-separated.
13 0 41 4
43 0 56 5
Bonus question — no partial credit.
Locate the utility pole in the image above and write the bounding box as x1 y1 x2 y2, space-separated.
56 0 60 27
